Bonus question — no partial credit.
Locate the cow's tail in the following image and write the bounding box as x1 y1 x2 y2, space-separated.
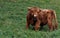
53 10 58 29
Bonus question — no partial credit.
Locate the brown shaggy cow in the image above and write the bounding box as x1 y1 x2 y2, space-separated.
26 7 58 31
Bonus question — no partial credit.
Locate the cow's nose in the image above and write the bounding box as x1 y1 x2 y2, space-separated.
34 14 37 17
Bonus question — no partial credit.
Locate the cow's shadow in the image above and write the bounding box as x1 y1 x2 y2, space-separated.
39 25 49 32
29 25 49 32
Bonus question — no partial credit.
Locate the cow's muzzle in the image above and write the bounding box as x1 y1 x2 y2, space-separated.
34 15 37 17
33 17 37 21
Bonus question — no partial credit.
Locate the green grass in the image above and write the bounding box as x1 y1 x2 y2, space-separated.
0 0 60 38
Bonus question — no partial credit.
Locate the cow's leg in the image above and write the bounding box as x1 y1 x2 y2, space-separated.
26 21 30 29
39 24 43 30
47 14 54 31
48 19 53 31
34 20 40 31
55 24 58 29
53 22 58 30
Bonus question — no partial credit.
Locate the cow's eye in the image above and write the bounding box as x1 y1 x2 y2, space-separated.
32 13 33 15
37 12 39 13
31 11 33 12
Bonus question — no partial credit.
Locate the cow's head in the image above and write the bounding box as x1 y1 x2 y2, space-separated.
28 7 41 19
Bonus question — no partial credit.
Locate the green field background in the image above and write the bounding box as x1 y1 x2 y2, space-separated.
0 0 60 38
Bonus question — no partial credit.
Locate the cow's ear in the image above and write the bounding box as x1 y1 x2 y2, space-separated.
38 9 41 13
28 7 31 11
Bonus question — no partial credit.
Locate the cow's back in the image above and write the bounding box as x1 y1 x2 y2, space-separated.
39 9 53 25
39 9 48 25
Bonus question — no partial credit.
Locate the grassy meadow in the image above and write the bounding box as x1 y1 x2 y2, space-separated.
0 0 60 38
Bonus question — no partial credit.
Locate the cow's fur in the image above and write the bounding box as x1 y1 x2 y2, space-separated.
26 7 58 31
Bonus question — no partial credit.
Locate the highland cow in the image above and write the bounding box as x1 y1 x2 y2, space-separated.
26 7 58 31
